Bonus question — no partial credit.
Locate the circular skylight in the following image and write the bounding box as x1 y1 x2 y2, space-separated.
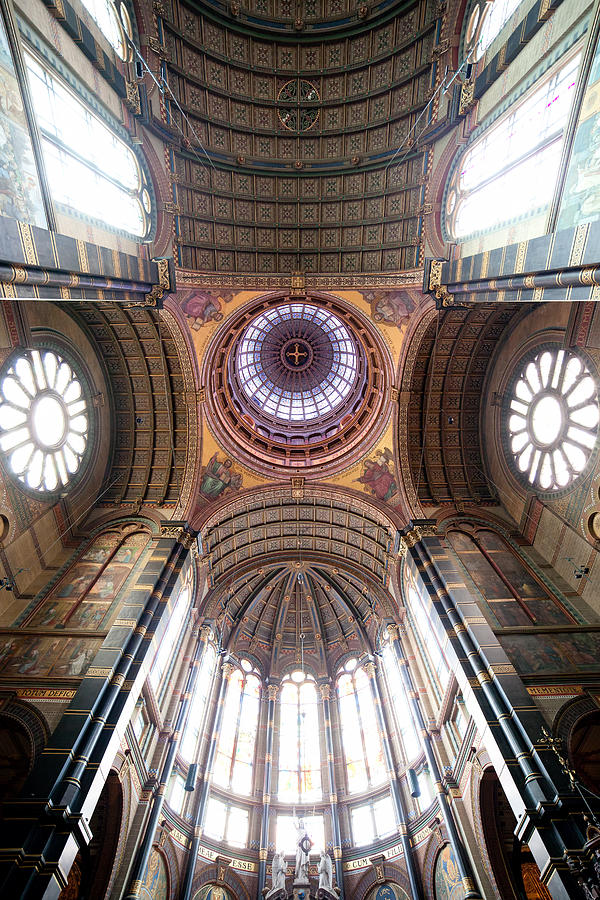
506 347 599 492
0 349 89 493
235 303 360 425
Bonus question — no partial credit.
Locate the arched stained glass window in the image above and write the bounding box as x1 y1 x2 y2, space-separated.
447 527 575 627
24 52 152 239
212 659 261 796
277 671 322 803
180 642 217 763
337 658 386 794
404 567 450 690
149 584 191 692
80 0 132 59
463 0 525 62
381 643 421 763
444 51 581 243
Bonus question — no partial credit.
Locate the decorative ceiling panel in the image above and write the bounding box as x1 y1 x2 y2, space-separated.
407 304 531 505
154 0 440 273
70 303 192 509
201 492 395 585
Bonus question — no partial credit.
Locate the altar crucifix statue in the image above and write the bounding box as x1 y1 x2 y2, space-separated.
294 817 312 883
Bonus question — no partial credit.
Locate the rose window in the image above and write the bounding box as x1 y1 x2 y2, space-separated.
0 349 89 493
506 347 599 492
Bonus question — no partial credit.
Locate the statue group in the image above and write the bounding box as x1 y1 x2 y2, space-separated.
268 818 335 898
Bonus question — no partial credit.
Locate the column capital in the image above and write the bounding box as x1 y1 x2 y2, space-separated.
364 660 377 679
267 683 280 701
319 682 332 701
386 623 400 640
199 624 212 642
221 661 235 679
401 520 437 549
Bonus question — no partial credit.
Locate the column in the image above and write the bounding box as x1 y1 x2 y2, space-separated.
364 662 424 900
124 624 212 899
180 660 233 900
319 683 345 900
0 524 192 900
258 682 279 897
386 625 481 900
405 521 589 900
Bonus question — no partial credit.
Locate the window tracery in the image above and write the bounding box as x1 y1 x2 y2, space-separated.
277 670 322 803
179 643 217 763
403 567 450 691
149 583 191 693
444 52 581 243
463 0 525 62
24 51 152 238
79 0 132 59
204 796 249 848
350 795 396 847
505 346 599 493
381 643 421 763
212 659 261 796
447 527 575 627
0 348 89 494
336 658 387 794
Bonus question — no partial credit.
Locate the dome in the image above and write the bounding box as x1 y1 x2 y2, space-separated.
203 292 392 478
232 302 364 435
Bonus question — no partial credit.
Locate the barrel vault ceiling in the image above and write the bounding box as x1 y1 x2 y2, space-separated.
157 0 439 275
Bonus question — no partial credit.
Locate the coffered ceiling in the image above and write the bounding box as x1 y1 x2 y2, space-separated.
157 0 439 274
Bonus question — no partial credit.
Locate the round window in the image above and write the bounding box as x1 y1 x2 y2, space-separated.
505 346 599 492
0 348 90 494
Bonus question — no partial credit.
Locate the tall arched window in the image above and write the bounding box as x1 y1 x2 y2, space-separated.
80 0 132 59
444 51 581 243
403 567 450 691
463 0 525 62
447 527 576 627
381 643 421 763
212 659 261 796
24 52 152 239
180 642 217 763
337 658 386 794
277 671 322 803
149 583 191 693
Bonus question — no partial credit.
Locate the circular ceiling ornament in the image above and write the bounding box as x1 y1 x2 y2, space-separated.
0 348 90 494
277 79 320 132
202 293 392 479
505 345 599 494
235 303 359 426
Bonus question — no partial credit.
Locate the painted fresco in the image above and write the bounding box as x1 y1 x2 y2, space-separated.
433 844 466 900
192 887 232 900
447 530 574 628
367 884 410 900
25 530 148 630
356 448 399 503
199 452 243 500
557 36 600 230
139 849 168 900
360 289 416 327
0 12 46 225
500 632 600 676
0 634 101 677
